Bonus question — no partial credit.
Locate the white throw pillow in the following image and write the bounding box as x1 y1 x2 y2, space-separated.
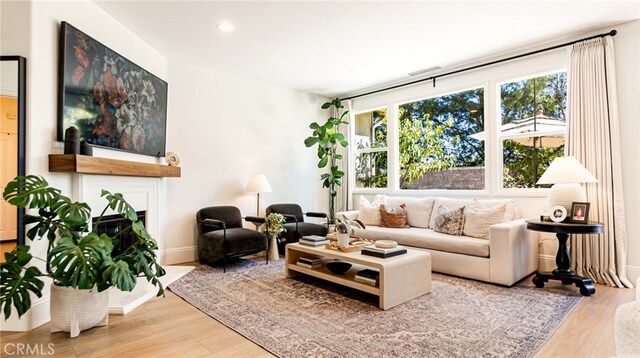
463 200 507 239
385 196 435 228
474 199 516 222
429 198 472 229
357 195 386 226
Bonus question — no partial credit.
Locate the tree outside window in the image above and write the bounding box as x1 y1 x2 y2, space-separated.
500 72 567 188
398 88 485 190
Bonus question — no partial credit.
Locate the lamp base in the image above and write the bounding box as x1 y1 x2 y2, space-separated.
548 183 587 212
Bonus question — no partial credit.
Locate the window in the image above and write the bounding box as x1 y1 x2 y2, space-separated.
500 72 567 189
354 108 387 188
398 88 485 190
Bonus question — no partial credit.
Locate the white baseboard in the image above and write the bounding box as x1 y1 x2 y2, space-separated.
160 246 197 265
1 294 50 332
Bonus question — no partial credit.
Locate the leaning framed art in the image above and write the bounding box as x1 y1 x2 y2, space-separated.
57 21 168 157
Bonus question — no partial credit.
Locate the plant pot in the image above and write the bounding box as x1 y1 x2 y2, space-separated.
337 233 350 247
50 284 109 338
268 237 280 261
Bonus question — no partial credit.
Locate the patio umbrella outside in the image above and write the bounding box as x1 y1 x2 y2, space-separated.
470 113 566 184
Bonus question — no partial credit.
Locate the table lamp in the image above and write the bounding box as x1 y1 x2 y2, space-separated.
536 156 598 212
245 174 272 216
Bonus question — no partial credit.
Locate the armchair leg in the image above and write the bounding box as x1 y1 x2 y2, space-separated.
223 256 226 273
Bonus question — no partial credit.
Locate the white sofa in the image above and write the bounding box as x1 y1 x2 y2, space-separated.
337 196 538 286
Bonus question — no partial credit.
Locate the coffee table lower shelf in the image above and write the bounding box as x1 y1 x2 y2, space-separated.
285 243 431 310
286 262 380 295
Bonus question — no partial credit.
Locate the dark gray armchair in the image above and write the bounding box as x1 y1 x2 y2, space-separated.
196 206 267 272
266 203 329 253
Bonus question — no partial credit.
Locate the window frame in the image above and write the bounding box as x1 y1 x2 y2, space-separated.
494 68 568 196
350 106 390 191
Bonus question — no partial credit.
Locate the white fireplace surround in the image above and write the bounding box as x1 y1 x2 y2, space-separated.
73 174 160 246
72 174 193 315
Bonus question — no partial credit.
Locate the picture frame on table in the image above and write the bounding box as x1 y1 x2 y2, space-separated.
57 21 168 157
570 202 590 223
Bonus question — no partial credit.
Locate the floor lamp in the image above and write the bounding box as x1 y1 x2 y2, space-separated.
245 174 272 217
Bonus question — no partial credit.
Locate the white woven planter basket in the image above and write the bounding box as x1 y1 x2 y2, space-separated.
50 284 109 338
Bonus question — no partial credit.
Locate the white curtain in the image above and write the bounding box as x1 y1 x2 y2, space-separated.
566 37 633 288
335 99 352 213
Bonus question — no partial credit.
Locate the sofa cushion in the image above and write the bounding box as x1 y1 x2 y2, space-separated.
475 199 517 222
352 226 489 258
463 201 506 239
385 196 435 228
357 195 386 226
380 204 410 228
429 198 472 229
433 205 465 236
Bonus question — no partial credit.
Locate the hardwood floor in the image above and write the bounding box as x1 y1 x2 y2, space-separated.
1 264 634 358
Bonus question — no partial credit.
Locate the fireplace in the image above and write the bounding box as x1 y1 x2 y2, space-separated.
92 211 146 256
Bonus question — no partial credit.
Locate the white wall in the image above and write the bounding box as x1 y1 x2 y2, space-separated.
160 60 327 262
348 20 640 281
1 0 328 331
613 20 640 283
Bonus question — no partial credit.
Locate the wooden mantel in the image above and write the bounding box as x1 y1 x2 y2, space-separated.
49 154 181 178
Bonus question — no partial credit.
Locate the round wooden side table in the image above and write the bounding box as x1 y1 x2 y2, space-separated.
525 219 604 296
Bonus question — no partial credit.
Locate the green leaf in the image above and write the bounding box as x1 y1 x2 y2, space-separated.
51 197 91 229
318 156 328 168
309 122 320 130
102 260 136 292
2 175 60 209
321 102 331 109
101 190 137 221
49 234 109 289
304 136 319 147
0 262 44 319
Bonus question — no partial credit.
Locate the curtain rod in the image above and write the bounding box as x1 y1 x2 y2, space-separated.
341 29 617 101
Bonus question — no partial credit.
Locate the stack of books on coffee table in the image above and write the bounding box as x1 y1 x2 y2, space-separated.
299 235 329 246
296 256 323 269
361 245 407 258
354 268 379 286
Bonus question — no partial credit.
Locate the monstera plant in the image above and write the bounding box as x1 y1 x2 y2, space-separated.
0 175 165 320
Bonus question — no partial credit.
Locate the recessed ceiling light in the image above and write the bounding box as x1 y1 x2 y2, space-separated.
217 22 234 32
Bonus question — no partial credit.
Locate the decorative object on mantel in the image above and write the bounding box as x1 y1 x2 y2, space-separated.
165 151 180 167
80 141 93 156
0 175 165 337
48 154 180 178
57 22 168 157
63 125 80 154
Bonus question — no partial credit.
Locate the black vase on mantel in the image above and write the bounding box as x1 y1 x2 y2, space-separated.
63 126 80 154
80 141 93 156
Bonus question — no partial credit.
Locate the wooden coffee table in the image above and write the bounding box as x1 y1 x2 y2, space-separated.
285 243 432 310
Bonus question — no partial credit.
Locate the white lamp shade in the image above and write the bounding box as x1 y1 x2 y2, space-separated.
537 156 598 185
245 174 272 193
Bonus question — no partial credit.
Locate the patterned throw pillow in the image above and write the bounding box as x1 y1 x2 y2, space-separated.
357 195 386 226
380 204 410 228
433 205 465 236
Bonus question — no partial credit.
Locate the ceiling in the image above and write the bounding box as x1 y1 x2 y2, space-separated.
95 1 640 97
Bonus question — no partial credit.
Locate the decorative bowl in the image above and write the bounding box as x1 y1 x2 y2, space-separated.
326 261 352 275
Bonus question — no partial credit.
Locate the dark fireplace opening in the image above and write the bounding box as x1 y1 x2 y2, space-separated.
92 211 146 256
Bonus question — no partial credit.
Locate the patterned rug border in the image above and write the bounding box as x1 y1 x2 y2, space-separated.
169 259 583 358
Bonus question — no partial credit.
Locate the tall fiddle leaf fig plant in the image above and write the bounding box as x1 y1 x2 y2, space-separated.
0 175 165 319
304 98 349 219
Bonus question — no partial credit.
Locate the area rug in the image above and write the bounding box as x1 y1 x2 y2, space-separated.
169 259 582 358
